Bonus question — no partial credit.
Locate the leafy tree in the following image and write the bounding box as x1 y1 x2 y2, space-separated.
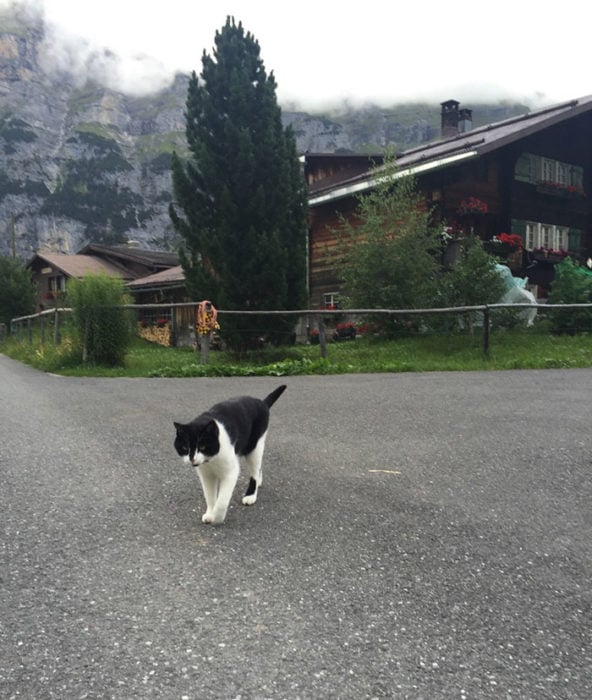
441 236 506 306
440 236 507 331
68 274 132 365
0 255 36 327
338 157 441 334
548 257 592 333
169 17 307 349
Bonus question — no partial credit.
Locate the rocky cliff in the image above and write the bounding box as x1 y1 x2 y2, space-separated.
0 4 528 260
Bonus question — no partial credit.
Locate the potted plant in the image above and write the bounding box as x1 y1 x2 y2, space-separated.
308 328 320 345
333 322 357 341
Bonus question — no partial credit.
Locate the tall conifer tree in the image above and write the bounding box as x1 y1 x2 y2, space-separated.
170 17 307 347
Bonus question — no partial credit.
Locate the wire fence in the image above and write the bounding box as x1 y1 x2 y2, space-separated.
7 301 592 360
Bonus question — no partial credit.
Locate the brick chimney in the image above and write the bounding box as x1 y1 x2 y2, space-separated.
441 100 460 138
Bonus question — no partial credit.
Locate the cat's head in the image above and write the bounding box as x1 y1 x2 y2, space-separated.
173 419 220 466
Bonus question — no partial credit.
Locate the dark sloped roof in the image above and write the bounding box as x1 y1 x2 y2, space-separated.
309 95 592 205
77 244 179 269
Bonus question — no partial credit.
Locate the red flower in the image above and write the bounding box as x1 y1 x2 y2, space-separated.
458 197 488 215
496 233 523 249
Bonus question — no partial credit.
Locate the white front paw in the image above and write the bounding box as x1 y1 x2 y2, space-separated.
204 509 226 525
202 512 213 524
242 494 257 506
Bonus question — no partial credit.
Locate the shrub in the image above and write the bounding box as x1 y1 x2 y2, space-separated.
68 274 132 365
548 257 592 334
0 255 36 326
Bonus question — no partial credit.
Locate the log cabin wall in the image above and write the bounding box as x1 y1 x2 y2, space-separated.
308 197 359 308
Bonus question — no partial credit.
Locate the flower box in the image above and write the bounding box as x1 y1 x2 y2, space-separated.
536 182 585 198
531 249 569 264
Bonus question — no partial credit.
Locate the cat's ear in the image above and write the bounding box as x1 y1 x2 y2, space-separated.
173 421 183 431
203 419 218 436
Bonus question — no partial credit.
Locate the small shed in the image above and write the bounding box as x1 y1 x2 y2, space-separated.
126 265 195 347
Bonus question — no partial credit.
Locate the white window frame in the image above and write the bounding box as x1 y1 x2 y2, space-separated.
323 292 340 309
556 162 568 186
49 275 66 292
524 221 572 252
555 226 569 251
542 158 555 183
525 222 537 250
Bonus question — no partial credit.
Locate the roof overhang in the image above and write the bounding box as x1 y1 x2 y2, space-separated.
309 150 478 207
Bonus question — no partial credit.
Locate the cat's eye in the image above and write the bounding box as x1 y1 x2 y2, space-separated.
198 445 206 452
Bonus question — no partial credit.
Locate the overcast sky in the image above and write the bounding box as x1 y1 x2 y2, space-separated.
6 0 591 108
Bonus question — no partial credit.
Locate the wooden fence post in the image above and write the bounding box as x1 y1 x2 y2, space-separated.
170 306 177 348
82 317 89 363
200 333 211 364
317 315 328 359
53 308 61 345
483 305 491 357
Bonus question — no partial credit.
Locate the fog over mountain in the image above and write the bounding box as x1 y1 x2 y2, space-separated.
0 1 528 259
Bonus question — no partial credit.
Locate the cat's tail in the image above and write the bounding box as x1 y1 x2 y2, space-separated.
263 384 287 408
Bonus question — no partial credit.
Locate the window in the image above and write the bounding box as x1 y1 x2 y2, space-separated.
525 222 537 250
555 227 569 251
49 275 66 292
542 158 555 183
515 153 584 193
521 221 577 251
323 292 340 310
556 162 568 186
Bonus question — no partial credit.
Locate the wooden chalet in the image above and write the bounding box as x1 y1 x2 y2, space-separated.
305 96 592 307
27 244 179 310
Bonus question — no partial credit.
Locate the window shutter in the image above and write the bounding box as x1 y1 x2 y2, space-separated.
573 166 584 191
568 228 581 252
511 219 526 236
514 154 531 182
530 155 542 183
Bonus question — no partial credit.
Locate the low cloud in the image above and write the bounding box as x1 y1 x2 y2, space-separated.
2 0 178 95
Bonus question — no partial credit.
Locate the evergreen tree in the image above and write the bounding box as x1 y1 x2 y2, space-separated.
170 17 307 348
0 255 36 327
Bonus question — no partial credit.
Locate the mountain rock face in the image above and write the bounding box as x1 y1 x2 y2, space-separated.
0 4 528 260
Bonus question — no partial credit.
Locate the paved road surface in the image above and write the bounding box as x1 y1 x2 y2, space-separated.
1 354 591 699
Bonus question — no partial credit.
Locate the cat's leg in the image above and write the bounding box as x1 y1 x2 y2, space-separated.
208 456 240 524
242 432 267 506
196 467 218 523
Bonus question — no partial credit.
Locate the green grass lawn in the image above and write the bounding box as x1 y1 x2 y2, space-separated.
2 325 592 377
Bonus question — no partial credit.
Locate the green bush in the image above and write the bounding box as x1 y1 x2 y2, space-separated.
68 274 132 365
0 255 36 326
548 257 592 334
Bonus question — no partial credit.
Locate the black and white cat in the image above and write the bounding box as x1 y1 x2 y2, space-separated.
173 385 286 525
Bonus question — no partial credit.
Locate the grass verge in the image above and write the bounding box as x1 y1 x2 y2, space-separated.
2 325 592 376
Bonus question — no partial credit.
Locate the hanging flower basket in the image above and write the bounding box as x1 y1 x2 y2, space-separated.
457 197 489 216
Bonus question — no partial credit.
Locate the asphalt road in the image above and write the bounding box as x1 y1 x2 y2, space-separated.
1 354 591 699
